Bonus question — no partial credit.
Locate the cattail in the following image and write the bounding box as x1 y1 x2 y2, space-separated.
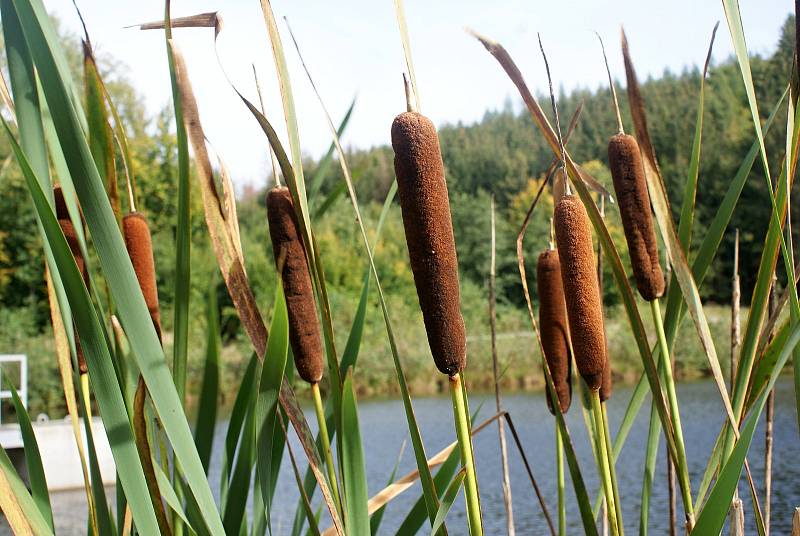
122 212 162 340
54 187 88 374
391 111 466 377
554 195 606 390
537 248 571 413
607 133 664 301
266 186 324 384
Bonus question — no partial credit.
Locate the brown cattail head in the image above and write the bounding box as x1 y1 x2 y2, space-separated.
54 187 88 374
608 133 664 301
599 357 612 402
391 111 466 377
266 186 324 384
54 186 70 221
554 195 607 390
123 212 162 341
537 249 572 414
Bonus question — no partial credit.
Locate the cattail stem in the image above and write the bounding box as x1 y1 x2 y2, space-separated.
489 195 514 536
450 373 482 536
601 403 624 535
311 382 341 516
591 391 619 536
556 423 566 536
650 298 694 528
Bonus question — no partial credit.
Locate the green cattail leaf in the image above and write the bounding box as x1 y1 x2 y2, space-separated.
164 3 193 407
2 373 53 531
638 402 660 535
429 469 465 536
195 279 221 473
220 352 257 505
693 324 800 534
0 444 53 536
153 461 194 530
370 441 405 535
255 280 290 531
341 369 370 535
309 97 355 202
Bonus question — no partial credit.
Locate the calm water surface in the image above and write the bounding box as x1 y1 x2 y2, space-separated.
10 379 800 534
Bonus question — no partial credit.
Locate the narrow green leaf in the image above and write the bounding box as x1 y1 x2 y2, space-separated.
3 372 53 531
429 469 466 536
255 281 290 531
0 445 53 536
638 402 660 535
154 461 195 530
370 441 405 535
166 7 193 405
309 98 355 201
341 369 370 535
195 279 221 473
220 352 258 505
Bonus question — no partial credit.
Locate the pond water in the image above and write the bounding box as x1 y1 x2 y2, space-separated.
6 378 800 535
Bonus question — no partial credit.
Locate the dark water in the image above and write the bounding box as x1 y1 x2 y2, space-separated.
12 379 800 535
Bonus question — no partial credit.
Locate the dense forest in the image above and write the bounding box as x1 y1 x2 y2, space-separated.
0 15 796 413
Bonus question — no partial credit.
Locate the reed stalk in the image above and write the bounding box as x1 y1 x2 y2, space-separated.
555 424 565 536
650 298 693 528
311 382 342 515
591 391 619 536
450 373 483 536
601 403 623 535
489 194 514 536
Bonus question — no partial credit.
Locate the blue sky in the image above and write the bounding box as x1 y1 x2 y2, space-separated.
48 0 791 190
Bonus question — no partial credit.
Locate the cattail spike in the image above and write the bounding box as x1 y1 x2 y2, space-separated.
608 133 665 301
266 186 324 384
54 187 89 374
123 212 162 340
537 249 572 414
392 111 466 377
554 195 606 390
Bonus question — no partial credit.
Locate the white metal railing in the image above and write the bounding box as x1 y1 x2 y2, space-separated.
0 354 27 425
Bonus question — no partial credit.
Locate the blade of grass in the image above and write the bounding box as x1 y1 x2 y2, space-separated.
341 370 370 535
255 280 290 532
393 0 420 110
195 279 220 473
309 98 355 201
430 469 466 536
219 352 257 506
370 441 406 535
3 372 53 531
0 445 53 535
164 0 193 407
